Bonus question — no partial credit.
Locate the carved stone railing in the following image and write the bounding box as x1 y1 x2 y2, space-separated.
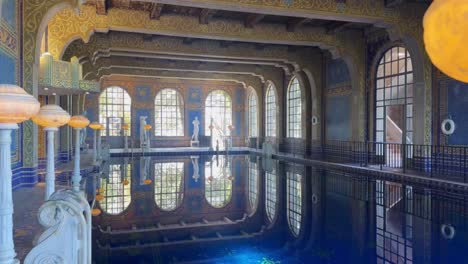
24 190 92 264
39 53 100 93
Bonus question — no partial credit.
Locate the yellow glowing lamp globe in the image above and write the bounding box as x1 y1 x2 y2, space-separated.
89 122 101 130
32 104 70 128
144 179 152 185
424 0 468 82
0 84 40 124
68 115 90 129
122 179 130 185
122 124 130 130
91 208 102 216
95 194 104 201
144 124 152 130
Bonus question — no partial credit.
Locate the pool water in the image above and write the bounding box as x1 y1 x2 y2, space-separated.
91 154 468 263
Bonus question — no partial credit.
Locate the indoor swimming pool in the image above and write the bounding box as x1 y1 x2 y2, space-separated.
91 154 468 263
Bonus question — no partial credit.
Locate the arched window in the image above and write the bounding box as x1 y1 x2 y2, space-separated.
265 84 277 138
205 90 232 149
248 160 259 212
205 156 232 208
99 86 131 136
287 170 302 236
155 89 184 136
287 77 302 138
100 164 131 215
248 92 258 137
154 162 184 211
265 169 277 222
375 46 413 144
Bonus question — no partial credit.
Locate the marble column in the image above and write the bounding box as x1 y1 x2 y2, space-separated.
44 128 58 200
0 124 19 264
72 128 82 192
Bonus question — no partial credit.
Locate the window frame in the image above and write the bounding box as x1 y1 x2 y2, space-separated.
99 86 132 137
286 77 303 139
265 83 278 138
154 88 185 137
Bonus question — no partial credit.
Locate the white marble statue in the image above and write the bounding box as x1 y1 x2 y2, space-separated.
191 116 200 142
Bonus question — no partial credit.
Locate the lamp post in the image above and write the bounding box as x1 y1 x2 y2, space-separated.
122 124 129 152
89 122 101 164
68 115 90 192
32 105 70 201
97 124 104 160
144 124 152 152
0 84 40 264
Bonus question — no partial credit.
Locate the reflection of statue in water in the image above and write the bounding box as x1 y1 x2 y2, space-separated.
191 117 200 142
140 116 148 149
191 156 200 182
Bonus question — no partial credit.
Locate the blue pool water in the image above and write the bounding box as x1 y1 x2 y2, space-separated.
91 154 468 263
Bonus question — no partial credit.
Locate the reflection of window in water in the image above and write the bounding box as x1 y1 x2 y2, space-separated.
265 169 277 222
376 180 413 263
287 170 302 236
99 86 132 136
154 162 184 211
100 164 131 215
248 161 259 212
205 156 232 208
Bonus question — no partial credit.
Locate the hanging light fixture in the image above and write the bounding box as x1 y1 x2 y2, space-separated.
424 0 468 82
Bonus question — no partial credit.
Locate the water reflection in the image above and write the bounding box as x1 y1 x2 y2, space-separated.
99 163 131 215
205 155 233 208
265 165 278 223
287 167 303 237
154 162 184 211
92 155 468 263
248 159 259 213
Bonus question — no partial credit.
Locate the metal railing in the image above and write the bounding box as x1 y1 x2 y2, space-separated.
277 139 468 184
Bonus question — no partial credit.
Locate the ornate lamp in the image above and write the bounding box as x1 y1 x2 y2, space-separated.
0 84 40 264
32 105 70 200
91 208 102 217
122 123 130 152
68 115 90 192
89 122 101 164
144 124 152 130
424 0 468 82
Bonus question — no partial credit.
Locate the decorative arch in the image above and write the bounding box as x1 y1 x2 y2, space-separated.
286 75 306 139
373 45 414 145
99 86 132 136
154 88 185 137
154 162 184 211
265 82 278 138
248 88 259 138
205 90 232 150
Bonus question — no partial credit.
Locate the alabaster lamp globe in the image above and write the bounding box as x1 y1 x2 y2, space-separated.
122 124 129 130
89 122 102 130
32 105 70 128
0 84 40 124
91 208 102 216
68 115 90 129
424 0 468 82
144 124 152 130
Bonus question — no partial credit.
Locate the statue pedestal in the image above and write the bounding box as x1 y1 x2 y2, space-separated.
190 140 199 147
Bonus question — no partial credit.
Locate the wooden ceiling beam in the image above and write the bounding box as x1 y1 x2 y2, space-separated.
287 18 309 32
150 3 164 20
245 14 265 28
199 8 218 24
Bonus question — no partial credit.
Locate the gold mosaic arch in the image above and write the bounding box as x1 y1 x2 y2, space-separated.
47 5 339 61
23 0 81 167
